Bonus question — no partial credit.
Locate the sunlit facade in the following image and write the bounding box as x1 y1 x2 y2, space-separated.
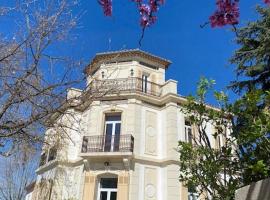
28 49 222 200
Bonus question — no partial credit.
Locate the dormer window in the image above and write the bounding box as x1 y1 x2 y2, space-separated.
101 71 105 79
130 69 134 77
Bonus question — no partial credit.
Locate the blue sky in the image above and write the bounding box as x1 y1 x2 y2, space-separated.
1 0 266 105
71 0 264 105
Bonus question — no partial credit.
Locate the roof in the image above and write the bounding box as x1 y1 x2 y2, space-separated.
84 49 172 75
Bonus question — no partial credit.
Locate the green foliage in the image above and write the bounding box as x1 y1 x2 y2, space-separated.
232 90 270 184
179 7 270 200
179 78 240 200
179 77 270 199
230 7 270 93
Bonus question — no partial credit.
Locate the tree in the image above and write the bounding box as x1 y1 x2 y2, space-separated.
0 144 38 200
179 78 241 200
229 6 270 184
97 1 270 29
178 81 270 199
0 0 83 157
230 7 270 94
231 90 270 184
178 6 270 200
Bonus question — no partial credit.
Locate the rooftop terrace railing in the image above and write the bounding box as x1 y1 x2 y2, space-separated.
88 77 162 97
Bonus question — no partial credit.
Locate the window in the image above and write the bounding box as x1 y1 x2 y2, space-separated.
214 127 225 149
216 134 222 149
142 74 148 93
188 186 199 200
104 114 121 152
39 152 47 166
48 147 57 162
98 178 118 200
39 146 57 167
130 69 134 76
185 120 193 144
101 71 105 79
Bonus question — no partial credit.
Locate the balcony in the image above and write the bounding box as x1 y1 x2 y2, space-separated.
88 77 162 97
80 134 134 158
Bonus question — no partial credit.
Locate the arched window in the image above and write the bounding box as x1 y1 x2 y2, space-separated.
97 176 118 200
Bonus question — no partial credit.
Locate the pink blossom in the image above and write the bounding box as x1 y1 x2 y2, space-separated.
98 0 112 16
209 0 240 27
132 0 165 28
265 0 270 5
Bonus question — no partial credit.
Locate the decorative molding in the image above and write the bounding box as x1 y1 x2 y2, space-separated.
145 184 156 198
83 159 90 171
123 158 130 170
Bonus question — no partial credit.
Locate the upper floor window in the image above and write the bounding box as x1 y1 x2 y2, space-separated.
130 69 134 77
101 71 105 79
185 120 193 144
142 74 149 93
104 114 121 152
214 127 226 149
39 146 57 167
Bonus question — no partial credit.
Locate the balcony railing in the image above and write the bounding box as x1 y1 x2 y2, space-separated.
88 77 162 97
81 134 134 153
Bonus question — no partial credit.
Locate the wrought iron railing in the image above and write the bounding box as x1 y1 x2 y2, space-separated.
81 134 134 153
88 77 162 97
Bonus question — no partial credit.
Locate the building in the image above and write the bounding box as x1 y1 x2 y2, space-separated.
28 49 221 200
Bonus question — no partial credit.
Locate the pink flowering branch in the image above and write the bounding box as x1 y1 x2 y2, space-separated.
209 0 240 27
97 0 270 44
98 0 112 16
265 0 270 5
131 0 165 46
97 0 165 46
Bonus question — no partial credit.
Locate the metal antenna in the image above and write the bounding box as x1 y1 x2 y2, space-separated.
108 38 112 51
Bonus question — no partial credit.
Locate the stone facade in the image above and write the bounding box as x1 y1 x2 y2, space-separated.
28 49 220 200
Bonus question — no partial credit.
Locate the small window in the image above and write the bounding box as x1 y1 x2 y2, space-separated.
39 146 57 167
142 74 149 93
214 127 225 149
39 152 47 166
216 134 222 149
48 147 57 162
185 120 193 144
130 69 134 76
101 71 105 79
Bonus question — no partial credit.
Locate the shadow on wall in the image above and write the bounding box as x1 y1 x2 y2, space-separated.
235 178 270 200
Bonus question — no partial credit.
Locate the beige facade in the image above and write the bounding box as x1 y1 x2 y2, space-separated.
29 49 220 200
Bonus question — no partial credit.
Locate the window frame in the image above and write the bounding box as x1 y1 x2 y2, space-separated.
97 177 118 200
185 120 193 144
39 146 57 166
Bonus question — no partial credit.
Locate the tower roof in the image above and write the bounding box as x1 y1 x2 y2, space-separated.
84 49 172 75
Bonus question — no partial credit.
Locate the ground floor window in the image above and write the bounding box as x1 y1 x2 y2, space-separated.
98 178 118 200
188 186 199 200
